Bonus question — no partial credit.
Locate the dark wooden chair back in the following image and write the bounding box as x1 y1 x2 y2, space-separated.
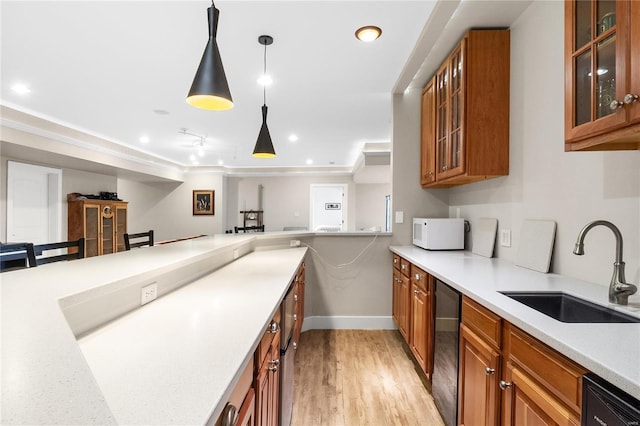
124 230 154 250
33 238 85 266
0 242 36 272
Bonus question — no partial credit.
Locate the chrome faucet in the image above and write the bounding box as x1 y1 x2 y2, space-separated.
573 220 638 305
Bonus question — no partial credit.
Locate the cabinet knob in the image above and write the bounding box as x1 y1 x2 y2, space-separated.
269 359 280 366
401 264 406 270
294 294 299 302
394 258 398 264
485 367 496 375
268 364 279 372
610 100 625 110
293 313 298 321
624 93 639 104
415 273 421 280
414 289 420 295
499 380 512 390
267 321 279 333
293 342 298 350
221 403 238 426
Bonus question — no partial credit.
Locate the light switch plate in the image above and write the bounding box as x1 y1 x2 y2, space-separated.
395 211 404 224
500 229 511 247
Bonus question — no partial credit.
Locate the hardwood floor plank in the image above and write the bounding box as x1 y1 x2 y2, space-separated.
292 330 445 426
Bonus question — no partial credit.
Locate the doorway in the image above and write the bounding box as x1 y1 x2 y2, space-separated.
309 184 347 232
6 161 62 244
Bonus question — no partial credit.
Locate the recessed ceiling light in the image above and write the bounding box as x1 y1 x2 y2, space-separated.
190 154 196 162
355 26 382 42
288 134 299 142
306 159 313 165
257 75 273 86
139 136 150 144
153 109 170 115
11 83 31 95
218 159 224 165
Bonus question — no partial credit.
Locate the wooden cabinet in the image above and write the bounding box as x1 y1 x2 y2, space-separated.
409 264 433 377
68 198 128 257
502 324 587 426
215 361 255 426
293 262 305 350
564 0 640 151
421 29 510 188
255 311 281 426
391 256 435 378
421 77 437 186
392 255 411 342
458 296 588 426
458 297 503 426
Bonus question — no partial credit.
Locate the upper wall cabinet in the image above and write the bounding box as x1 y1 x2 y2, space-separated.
421 29 510 188
564 0 640 151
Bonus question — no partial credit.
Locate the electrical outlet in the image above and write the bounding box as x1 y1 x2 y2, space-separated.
140 283 158 306
290 240 301 247
500 229 512 247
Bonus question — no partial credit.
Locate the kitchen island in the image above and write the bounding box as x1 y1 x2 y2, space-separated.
390 245 640 399
1 233 307 425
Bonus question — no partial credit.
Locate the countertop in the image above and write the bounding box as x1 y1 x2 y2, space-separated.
1 234 306 425
390 245 640 399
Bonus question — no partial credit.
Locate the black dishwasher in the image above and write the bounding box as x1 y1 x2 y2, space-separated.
582 373 640 426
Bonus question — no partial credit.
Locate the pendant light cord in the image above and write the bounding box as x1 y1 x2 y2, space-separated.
263 42 267 106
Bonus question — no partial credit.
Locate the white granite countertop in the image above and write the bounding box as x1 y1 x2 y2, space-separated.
390 246 640 399
1 234 306 425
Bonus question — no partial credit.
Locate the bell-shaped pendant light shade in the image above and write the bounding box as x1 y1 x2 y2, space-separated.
187 2 233 111
253 105 276 158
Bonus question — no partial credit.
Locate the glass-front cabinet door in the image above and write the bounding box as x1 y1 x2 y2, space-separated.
565 0 634 144
115 205 127 253
101 205 115 255
84 204 100 258
435 40 466 181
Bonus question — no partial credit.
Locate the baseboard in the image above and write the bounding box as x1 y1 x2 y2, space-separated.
301 316 396 332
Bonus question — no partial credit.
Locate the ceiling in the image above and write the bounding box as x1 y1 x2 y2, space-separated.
1 0 533 177
1 0 436 171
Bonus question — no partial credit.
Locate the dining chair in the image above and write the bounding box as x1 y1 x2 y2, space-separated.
124 230 154 250
33 238 85 266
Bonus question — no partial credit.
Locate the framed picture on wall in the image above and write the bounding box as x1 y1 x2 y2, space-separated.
193 190 214 215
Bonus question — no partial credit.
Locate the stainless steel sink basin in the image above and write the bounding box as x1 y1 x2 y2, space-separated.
500 292 640 323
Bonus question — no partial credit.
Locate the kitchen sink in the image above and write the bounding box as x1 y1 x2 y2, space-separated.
500 292 640 323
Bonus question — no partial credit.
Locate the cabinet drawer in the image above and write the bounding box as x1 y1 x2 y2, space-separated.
461 296 502 350
256 310 281 369
399 257 410 277
506 324 587 412
410 264 430 293
392 254 401 271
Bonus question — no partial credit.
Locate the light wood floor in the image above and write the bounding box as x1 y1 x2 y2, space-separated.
291 330 445 426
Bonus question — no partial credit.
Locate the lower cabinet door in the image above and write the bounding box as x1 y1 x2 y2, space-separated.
255 363 270 426
458 324 500 426
237 388 256 426
409 283 432 377
502 363 580 426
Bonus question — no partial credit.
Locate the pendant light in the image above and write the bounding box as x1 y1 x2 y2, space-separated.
253 35 276 158
187 0 233 111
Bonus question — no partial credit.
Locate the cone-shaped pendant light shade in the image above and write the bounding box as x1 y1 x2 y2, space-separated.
253 105 276 158
187 2 233 111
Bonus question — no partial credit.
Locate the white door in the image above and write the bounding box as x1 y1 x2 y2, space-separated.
310 184 347 232
6 161 62 244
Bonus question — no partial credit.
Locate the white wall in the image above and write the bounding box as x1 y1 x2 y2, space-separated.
117 172 225 242
226 175 359 232
355 183 391 231
446 1 640 288
391 90 450 245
